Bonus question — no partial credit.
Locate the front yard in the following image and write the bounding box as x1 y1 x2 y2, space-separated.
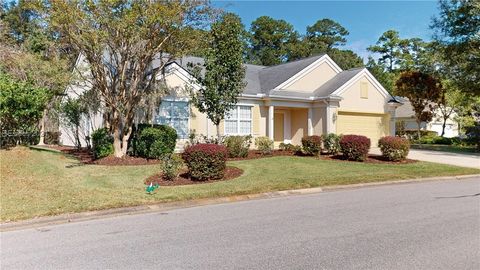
1 147 478 222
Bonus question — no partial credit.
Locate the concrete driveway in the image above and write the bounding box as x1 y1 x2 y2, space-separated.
407 149 479 169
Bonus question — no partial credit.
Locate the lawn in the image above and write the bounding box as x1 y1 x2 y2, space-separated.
1 147 478 222
411 144 479 155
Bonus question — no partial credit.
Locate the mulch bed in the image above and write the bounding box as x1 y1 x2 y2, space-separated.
42 145 417 165
42 145 159 166
145 166 243 186
94 155 160 166
320 154 418 164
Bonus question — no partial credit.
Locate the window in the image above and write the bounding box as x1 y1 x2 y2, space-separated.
225 105 252 135
155 99 189 139
360 82 368 99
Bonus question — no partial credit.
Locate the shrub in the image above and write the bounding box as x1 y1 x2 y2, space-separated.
224 135 251 158
182 144 227 180
136 125 177 159
91 128 113 159
323 133 341 155
339 135 371 161
417 135 453 145
255 136 273 155
404 130 437 141
301 135 322 156
378 136 410 161
160 154 184 181
279 143 301 153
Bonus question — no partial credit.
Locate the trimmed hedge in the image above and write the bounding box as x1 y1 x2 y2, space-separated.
378 136 410 161
224 135 251 158
182 144 227 180
323 133 341 155
136 125 177 159
417 135 453 145
339 135 370 161
91 128 113 159
301 135 322 156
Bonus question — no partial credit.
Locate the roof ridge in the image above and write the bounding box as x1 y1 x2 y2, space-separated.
262 54 326 70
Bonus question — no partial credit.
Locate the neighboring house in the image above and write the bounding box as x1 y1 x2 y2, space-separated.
395 97 459 138
60 54 402 148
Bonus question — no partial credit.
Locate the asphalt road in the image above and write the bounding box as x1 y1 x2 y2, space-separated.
2 177 480 270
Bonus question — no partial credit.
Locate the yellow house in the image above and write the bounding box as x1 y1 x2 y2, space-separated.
159 54 402 148
60 54 402 149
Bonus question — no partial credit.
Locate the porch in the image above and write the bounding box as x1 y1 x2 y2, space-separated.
265 105 336 147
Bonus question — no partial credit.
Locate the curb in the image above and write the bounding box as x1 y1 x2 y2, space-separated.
1 174 478 232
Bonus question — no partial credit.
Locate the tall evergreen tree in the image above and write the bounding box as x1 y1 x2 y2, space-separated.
192 13 246 138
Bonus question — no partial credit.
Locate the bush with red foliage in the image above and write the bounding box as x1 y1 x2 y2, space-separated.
301 135 323 156
378 136 410 161
339 135 371 161
182 143 227 180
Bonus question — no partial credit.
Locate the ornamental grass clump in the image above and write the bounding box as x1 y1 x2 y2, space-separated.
301 135 322 156
339 135 371 161
378 136 410 161
182 144 227 180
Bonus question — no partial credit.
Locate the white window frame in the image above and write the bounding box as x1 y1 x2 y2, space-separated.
156 97 190 139
224 105 253 135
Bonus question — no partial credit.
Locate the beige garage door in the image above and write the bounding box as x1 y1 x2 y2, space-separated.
336 112 389 147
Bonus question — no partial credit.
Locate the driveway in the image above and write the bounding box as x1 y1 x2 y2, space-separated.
408 149 479 168
370 147 479 168
1 177 479 270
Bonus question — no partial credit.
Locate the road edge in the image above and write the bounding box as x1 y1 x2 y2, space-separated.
1 174 478 232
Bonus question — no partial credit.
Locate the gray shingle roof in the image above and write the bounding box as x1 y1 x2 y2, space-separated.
313 67 364 97
169 54 374 99
258 54 326 93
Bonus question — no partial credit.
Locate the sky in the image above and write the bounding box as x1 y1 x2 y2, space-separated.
213 0 440 61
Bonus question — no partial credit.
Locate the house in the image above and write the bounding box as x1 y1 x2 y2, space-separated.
60 54 402 149
394 97 459 138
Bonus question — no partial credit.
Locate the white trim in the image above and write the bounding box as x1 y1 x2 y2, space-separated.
331 69 391 99
273 54 342 91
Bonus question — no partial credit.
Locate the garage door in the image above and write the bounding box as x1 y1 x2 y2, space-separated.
336 112 389 147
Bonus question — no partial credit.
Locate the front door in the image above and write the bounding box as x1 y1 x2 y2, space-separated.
274 113 284 143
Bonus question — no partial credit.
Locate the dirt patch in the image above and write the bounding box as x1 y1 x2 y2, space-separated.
320 154 418 164
145 166 243 186
228 150 300 161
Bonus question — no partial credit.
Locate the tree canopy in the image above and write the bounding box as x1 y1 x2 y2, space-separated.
45 0 211 157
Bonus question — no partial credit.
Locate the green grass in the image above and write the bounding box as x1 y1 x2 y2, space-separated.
411 144 479 155
1 147 478 222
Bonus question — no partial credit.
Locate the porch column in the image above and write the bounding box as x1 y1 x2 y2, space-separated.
326 105 334 134
307 107 313 136
268 105 274 139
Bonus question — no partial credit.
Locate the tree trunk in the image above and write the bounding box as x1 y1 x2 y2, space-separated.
416 120 421 140
441 116 447 137
216 124 221 142
37 109 47 145
113 128 124 158
75 125 81 150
